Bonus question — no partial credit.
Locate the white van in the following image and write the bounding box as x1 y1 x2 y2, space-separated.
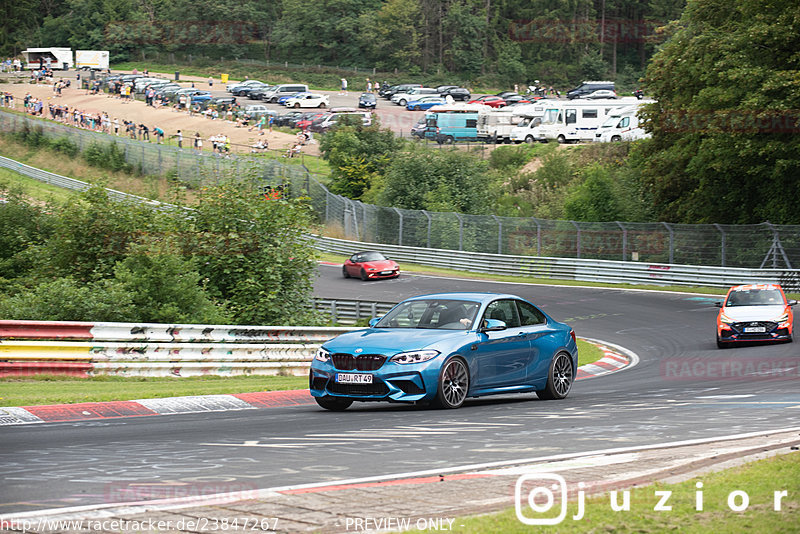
531 98 635 143
261 83 309 103
594 102 654 142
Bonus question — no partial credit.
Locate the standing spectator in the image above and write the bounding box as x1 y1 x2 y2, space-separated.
366 79 372 92
139 123 150 141
340 77 347 95
153 126 165 144
174 129 183 148
208 76 213 87
194 132 203 153
268 114 274 132
113 117 120 135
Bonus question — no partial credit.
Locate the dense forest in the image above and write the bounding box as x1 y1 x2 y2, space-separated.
3 0 685 85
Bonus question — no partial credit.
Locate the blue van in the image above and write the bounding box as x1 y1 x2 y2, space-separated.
424 104 484 143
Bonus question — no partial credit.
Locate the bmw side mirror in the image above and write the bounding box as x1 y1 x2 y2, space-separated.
481 319 507 332
369 317 382 327
714 301 722 308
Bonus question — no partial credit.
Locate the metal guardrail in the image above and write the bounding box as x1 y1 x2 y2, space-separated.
0 321 360 378
313 235 800 291
3 152 800 291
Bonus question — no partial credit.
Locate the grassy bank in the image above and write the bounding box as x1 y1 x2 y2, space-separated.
447 452 800 533
0 375 308 407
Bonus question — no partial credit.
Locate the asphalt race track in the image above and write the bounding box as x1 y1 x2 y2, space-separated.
2 265 799 515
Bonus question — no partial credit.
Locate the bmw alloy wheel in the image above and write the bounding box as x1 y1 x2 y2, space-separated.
537 352 573 400
435 357 469 409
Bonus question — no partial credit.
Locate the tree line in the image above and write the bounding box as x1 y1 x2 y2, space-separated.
4 0 685 86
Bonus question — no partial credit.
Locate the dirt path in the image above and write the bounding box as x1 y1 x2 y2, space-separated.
2 78 319 156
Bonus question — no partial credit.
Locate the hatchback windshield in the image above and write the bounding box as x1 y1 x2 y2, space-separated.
376 299 480 330
725 288 784 306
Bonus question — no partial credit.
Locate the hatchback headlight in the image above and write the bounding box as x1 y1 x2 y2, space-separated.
315 347 331 362
776 312 790 323
391 350 440 365
719 313 734 325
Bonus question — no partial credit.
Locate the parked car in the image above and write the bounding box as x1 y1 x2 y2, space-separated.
566 80 616 100
189 91 212 104
715 284 796 348
308 111 372 133
248 86 274 100
342 251 400 280
283 93 330 108
406 96 446 111
439 87 471 101
295 112 328 130
358 93 377 109
206 96 238 111
153 83 181 97
236 82 270 98
243 104 274 119
581 89 618 99
227 79 264 93
495 91 519 99
261 84 309 103
436 85 460 93
410 116 427 139
277 92 305 106
274 110 305 127
502 94 533 105
383 83 422 99
309 292 578 410
468 95 507 108
392 87 439 106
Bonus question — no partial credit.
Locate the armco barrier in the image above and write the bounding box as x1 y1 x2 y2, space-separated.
0 321 357 378
312 235 800 291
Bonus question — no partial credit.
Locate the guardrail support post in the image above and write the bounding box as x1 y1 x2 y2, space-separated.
455 213 464 251
714 223 726 267
423 210 432 249
662 222 674 264
393 207 403 246
571 221 581 259
616 221 627 261
330 301 338 323
492 215 502 254
532 217 542 256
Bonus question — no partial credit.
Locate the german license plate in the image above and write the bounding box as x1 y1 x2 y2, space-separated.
336 373 373 384
744 326 766 333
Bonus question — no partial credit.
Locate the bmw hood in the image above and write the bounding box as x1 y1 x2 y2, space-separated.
323 328 469 356
722 305 787 322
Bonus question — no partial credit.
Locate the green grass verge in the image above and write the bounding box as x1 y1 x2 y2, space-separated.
0 374 307 407
0 167 75 204
445 452 800 533
576 340 603 368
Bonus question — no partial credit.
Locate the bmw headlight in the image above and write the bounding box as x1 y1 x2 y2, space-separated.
315 347 331 362
391 350 440 364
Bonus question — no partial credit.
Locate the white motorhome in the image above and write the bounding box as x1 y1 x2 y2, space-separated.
531 98 637 143
504 101 554 144
75 50 109 70
594 101 655 142
21 48 73 70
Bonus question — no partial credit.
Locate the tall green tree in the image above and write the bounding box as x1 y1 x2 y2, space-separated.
637 0 800 224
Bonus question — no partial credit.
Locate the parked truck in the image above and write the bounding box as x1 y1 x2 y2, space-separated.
75 50 109 70
21 48 73 70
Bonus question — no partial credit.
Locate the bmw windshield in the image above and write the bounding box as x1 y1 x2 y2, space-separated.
376 299 480 330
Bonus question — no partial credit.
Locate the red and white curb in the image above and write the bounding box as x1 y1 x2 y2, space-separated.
0 339 637 426
576 337 638 380
0 390 314 426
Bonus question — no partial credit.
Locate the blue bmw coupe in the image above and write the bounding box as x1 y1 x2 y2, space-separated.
310 293 578 410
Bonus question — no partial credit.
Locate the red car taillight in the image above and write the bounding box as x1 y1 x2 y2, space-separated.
570 330 576 343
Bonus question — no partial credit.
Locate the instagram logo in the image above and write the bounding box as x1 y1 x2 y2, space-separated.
515 473 569 525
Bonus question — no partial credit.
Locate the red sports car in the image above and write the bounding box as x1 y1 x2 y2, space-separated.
342 251 400 281
468 96 507 108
